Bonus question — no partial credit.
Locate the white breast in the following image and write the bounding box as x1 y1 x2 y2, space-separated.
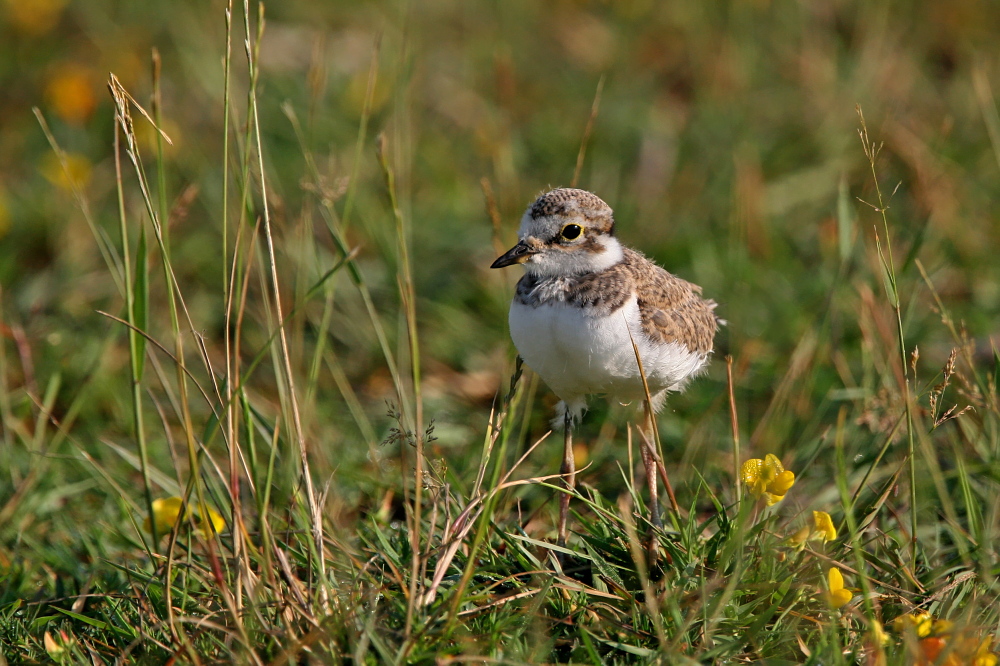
509 296 708 410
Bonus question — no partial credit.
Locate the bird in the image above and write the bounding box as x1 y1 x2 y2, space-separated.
490 188 719 545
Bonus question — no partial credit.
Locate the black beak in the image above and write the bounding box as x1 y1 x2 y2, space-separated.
490 241 533 269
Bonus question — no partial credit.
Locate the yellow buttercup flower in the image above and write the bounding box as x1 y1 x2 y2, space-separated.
5 0 68 35
974 638 999 666
143 496 225 539
43 629 75 660
871 620 890 647
134 116 181 156
825 567 853 609
201 506 226 536
144 497 184 535
741 453 795 505
893 614 1000 666
933 619 956 636
788 524 811 548
789 510 838 548
892 611 934 638
40 152 92 191
916 630 998 666
45 64 97 125
812 510 837 541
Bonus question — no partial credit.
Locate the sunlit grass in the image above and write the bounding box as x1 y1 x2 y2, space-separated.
3 1 1000 663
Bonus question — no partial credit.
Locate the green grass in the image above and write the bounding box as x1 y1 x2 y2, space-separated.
3 0 1000 663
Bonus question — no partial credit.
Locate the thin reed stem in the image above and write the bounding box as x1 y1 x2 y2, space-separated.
727 356 741 504
243 0 329 612
376 134 425 640
571 75 605 188
111 107 155 549
857 106 919 567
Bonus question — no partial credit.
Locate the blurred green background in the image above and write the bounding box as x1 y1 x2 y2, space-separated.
3 0 1000 569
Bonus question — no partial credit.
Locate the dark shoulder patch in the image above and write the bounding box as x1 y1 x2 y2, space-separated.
514 274 540 305
566 262 632 314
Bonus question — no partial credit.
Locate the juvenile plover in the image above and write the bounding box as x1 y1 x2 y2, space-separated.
491 188 719 543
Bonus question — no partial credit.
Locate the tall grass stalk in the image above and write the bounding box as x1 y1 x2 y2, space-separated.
856 106 919 566
218 0 251 623
570 75 604 189
110 97 155 549
727 355 741 502
242 0 330 612
107 73 249 648
376 133 427 640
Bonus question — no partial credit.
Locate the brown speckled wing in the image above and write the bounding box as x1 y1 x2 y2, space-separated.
627 249 718 354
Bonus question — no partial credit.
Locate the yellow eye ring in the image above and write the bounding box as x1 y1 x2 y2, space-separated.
560 223 583 240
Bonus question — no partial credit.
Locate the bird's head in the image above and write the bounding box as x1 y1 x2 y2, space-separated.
490 188 623 276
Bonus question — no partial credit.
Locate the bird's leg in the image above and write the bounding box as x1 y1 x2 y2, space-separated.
638 411 662 530
638 401 664 565
639 399 681 516
558 408 576 547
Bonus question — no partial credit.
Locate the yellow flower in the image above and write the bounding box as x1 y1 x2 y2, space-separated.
789 510 838 548
134 116 181 156
144 497 184 535
919 633 998 666
741 453 796 505
933 619 956 636
143 496 225 539
43 629 74 660
812 510 837 541
788 524 811 548
871 620 890 647
893 611 934 638
895 617 1000 666
974 638 999 666
4 0 68 35
825 567 853 609
40 152 92 191
343 67 393 116
45 64 97 125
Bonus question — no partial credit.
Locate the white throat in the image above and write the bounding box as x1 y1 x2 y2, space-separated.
524 235 624 277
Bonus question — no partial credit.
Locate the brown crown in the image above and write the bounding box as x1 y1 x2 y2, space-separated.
529 188 615 233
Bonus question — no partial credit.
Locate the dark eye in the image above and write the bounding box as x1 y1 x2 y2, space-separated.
561 224 583 240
